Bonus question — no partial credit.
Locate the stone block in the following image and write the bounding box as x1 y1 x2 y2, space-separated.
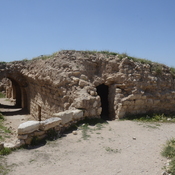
90 108 96 116
18 134 28 140
34 130 45 136
118 111 125 118
18 121 40 135
25 136 33 145
122 100 134 106
97 107 102 115
80 74 88 81
147 99 153 104
154 100 160 104
53 110 73 125
79 80 88 87
93 101 98 107
72 109 84 120
37 134 47 140
4 143 15 149
135 99 144 105
15 139 25 148
40 117 61 131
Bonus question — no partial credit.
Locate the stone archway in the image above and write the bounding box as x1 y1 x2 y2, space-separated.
96 84 109 120
7 78 28 110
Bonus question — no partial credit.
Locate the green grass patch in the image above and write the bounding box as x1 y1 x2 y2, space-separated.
0 62 6 65
19 50 174 78
79 123 91 140
0 124 11 134
170 67 175 73
124 113 175 123
0 148 12 156
0 114 11 141
66 117 108 140
0 113 4 120
105 147 121 153
0 155 16 175
77 118 108 140
162 138 175 174
32 52 58 61
0 92 5 98
0 163 10 175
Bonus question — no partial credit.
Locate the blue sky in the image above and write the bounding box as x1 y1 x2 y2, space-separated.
0 0 175 67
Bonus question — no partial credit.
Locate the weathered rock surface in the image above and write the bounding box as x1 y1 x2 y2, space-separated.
40 117 61 131
18 121 40 135
54 110 73 125
1 50 175 121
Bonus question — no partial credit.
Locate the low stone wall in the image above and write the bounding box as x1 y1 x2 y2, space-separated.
18 109 84 146
17 117 61 145
1 109 84 149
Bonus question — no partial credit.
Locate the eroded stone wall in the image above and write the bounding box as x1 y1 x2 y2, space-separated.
1 51 175 120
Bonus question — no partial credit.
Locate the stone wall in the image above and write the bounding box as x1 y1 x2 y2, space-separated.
1 50 175 121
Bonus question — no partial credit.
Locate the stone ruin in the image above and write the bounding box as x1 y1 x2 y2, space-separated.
0 50 175 147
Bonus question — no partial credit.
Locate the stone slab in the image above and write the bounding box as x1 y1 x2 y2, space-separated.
18 121 40 135
4 142 15 149
72 109 84 120
40 117 61 131
54 110 73 125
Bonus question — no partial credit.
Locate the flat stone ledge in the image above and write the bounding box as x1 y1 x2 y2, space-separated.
72 109 84 120
18 121 40 135
54 110 73 125
53 109 84 125
39 117 62 131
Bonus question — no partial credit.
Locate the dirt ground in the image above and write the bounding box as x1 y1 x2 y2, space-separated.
0 98 33 144
1 98 175 175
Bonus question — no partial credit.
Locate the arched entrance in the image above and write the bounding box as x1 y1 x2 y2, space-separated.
7 78 28 110
96 84 109 120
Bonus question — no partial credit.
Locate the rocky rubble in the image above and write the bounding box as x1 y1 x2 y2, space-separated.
1 50 175 121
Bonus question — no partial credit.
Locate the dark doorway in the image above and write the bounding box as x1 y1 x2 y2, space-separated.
6 78 28 110
96 84 109 120
10 79 22 107
38 105 41 121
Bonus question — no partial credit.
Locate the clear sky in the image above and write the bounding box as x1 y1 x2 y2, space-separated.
1 0 175 67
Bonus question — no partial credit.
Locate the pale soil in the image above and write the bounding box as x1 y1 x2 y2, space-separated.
0 98 33 144
1 98 174 175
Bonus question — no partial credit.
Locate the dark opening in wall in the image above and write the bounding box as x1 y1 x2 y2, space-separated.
10 79 22 107
6 77 28 111
96 84 109 120
38 105 41 121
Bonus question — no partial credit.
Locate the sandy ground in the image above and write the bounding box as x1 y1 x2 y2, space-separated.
0 98 33 143
1 98 174 175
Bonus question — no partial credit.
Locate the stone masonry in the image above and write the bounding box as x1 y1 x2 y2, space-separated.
0 50 175 122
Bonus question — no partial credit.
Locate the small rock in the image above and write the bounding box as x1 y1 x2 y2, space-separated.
133 137 136 140
161 171 169 175
15 139 25 148
72 131 77 135
4 142 15 149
